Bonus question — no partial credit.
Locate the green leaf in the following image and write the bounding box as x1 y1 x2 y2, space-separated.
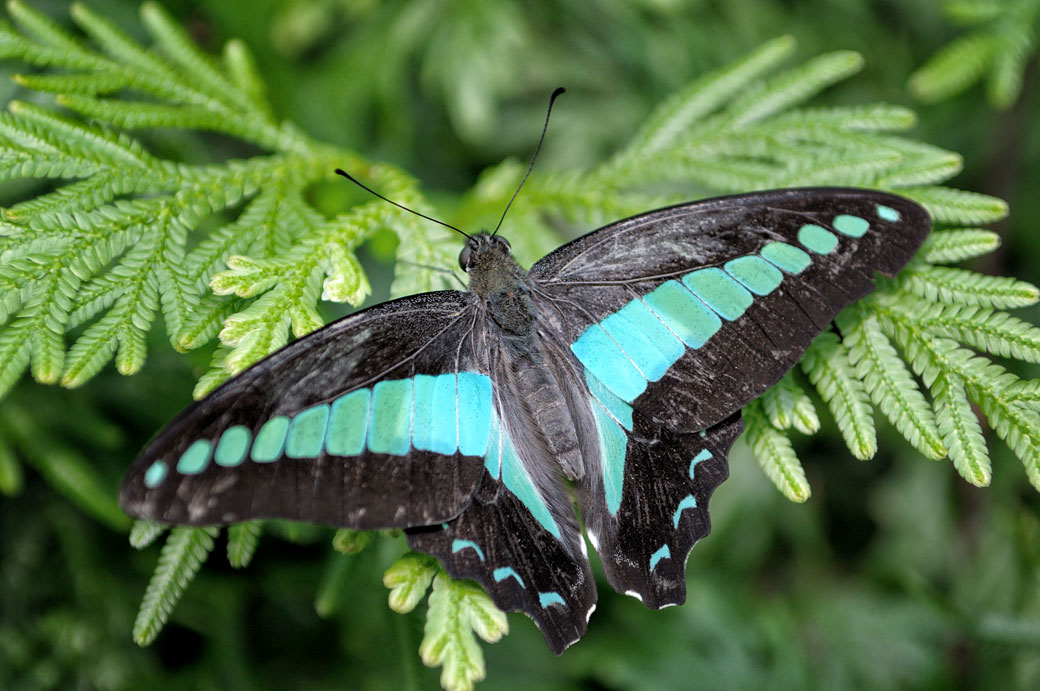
743 400 811 502
227 521 263 568
129 520 166 549
133 526 219 646
801 331 877 460
621 35 796 159
909 31 1003 102
838 305 946 460
384 552 441 614
919 228 1001 264
724 51 865 128
897 265 1039 310
901 186 1008 224
332 529 373 555
759 371 819 434
420 573 508 691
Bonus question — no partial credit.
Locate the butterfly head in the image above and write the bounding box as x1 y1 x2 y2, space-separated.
459 231 512 272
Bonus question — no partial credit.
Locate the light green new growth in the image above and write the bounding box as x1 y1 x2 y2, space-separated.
909 0 1040 108
420 573 508 691
3 5 1040 687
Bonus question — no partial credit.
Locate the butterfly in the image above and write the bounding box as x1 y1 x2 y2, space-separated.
119 93 932 654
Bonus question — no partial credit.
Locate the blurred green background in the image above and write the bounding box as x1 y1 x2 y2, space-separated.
2 0 1040 689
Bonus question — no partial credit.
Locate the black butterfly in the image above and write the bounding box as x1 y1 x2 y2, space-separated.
120 95 931 654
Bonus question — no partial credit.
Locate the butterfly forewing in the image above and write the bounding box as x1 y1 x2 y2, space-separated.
120 291 491 529
531 188 930 430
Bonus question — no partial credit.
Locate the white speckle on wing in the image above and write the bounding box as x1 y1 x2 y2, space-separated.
585 604 597 623
625 590 643 602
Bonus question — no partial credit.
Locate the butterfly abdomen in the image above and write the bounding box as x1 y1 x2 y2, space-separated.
508 353 586 480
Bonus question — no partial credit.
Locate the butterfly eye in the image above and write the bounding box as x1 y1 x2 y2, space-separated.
458 245 473 271
496 236 511 250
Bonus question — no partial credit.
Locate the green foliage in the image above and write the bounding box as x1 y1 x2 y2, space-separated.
132 525 218 646
3 3 1040 689
909 0 1040 108
420 573 509 691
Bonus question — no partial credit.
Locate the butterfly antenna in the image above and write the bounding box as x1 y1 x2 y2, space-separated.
334 169 472 240
492 86 566 237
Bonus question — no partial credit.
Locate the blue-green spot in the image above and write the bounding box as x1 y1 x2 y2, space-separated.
642 280 721 349
591 402 627 516
493 567 525 587
649 544 671 572
760 242 811 274
410 374 437 453
571 324 647 403
690 448 712 477
876 204 900 222
457 372 493 456
286 404 330 459
683 268 754 321
252 416 289 462
326 389 370 456
585 369 633 431
539 592 565 608
214 425 250 467
673 495 698 529
725 255 783 296
600 299 684 382
177 439 211 475
368 379 412 456
144 460 168 488
501 430 561 538
451 539 485 561
798 224 838 254
833 214 869 238
413 374 460 455
430 374 460 454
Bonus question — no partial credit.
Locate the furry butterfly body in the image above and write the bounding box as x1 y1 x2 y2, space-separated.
120 187 930 652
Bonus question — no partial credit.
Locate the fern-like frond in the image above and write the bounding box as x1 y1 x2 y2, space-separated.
132 526 218 646
909 0 1040 108
759 371 819 434
897 265 1040 310
129 520 166 550
919 228 1002 264
227 521 262 569
743 400 811 502
801 331 877 460
837 304 946 460
419 573 508 691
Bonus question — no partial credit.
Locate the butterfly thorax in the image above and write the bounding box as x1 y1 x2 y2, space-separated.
463 232 586 480
464 233 536 340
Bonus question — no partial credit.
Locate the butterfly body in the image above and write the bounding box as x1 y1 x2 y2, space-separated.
121 187 931 653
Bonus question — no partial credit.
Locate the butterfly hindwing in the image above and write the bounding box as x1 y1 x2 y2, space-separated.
407 468 595 655
576 387 740 606
120 291 492 529
410 342 599 653
531 188 930 431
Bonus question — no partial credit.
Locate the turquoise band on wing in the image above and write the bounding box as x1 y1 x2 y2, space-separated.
569 214 874 404
143 371 495 488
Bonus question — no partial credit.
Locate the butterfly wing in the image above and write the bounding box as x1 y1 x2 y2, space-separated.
530 187 930 431
120 291 492 530
529 188 930 606
408 345 598 654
